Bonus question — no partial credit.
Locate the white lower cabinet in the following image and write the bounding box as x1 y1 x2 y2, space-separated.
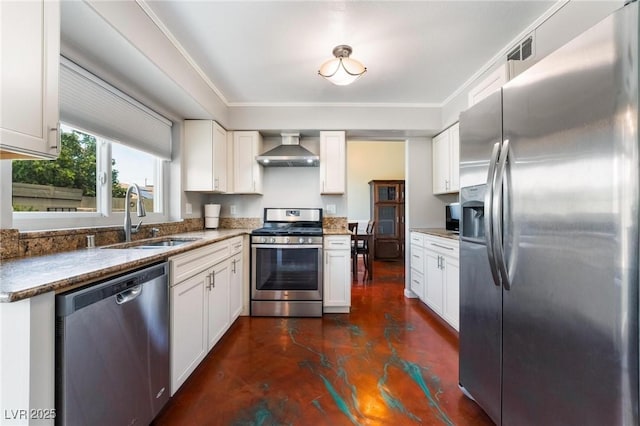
169 236 245 394
409 232 460 331
170 272 208 393
207 260 230 351
424 250 445 314
228 237 244 321
323 235 351 313
442 256 459 330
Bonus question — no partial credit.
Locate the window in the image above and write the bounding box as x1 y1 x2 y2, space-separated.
12 124 167 229
111 142 160 214
12 127 98 213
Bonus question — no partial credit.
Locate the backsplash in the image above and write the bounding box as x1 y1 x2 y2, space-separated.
0 217 261 260
323 216 348 230
0 217 344 260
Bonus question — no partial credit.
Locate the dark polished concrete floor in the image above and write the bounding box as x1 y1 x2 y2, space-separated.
153 260 493 425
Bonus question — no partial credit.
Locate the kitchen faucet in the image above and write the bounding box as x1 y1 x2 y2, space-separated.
124 183 146 242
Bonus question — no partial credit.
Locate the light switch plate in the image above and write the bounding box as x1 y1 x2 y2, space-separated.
185 203 193 215
230 205 237 215
326 204 336 214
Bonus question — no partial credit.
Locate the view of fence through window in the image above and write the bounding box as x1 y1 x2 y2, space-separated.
12 126 157 214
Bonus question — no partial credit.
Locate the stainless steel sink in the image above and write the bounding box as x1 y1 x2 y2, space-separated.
134 239 194 248
102 237 201 249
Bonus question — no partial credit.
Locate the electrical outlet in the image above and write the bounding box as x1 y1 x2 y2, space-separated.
326 204 336 214
185 203 193 215
230 205 237 215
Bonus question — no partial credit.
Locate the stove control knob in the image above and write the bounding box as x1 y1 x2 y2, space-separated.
308 238 313 243
270 237 276 243
298 237 305 244
284 237 290 243
261 237 267 243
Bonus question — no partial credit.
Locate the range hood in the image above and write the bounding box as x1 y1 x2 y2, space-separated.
256 133 319 167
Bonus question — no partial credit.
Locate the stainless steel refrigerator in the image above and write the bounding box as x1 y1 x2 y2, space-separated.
458 2 639 425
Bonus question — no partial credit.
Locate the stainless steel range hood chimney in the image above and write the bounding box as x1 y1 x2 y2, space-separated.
256 133 319 167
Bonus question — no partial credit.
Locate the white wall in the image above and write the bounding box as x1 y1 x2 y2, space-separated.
207 136 347 219
346 141 405 221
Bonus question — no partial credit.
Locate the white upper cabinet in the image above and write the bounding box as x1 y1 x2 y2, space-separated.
231 131 263 194
0 0 60 159
468 63 509 107
432 122 460 194
183 120 228 192
319 131 346 194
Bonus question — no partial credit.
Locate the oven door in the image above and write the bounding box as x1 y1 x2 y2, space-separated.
251 244 323 301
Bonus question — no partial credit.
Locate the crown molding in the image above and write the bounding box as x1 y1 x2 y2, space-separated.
135 0 230 106
227 102 441 109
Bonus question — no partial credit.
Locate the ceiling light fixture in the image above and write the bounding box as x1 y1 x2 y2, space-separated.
318 45 367 86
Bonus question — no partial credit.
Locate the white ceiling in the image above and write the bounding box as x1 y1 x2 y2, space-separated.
143 0 555 106
60 0 557 122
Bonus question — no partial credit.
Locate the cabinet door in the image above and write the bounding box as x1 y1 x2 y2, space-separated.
375 204 399 239
229 253 243 321
374 183 401 203
443 256 460 331
323 248 351 311
170 272 207 394
212 122 228 192
184 120 214 191
207 261 230 350
449 123 460 192
319 131 345 194
232 131 263 194
0 0 60 159
432 130 450 194
425 251 444 314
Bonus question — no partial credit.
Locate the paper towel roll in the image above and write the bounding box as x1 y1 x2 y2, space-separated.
204 204 221 217
205 217 219 229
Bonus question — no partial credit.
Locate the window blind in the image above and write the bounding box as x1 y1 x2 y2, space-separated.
59 57 172 159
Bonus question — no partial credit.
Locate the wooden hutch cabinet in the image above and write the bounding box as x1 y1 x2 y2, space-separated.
369 180 405 260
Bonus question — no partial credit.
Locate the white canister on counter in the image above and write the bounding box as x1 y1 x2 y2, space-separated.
204 204 221 229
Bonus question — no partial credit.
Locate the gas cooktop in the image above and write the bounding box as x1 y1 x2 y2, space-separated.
251 224 323 236
252 208 324 236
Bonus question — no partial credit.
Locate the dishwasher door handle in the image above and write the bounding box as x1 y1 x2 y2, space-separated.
116 285 142 305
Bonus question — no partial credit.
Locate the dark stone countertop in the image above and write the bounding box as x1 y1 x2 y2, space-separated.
0 229 250 303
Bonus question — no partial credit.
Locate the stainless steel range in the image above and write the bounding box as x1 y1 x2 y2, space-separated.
251 208 323 317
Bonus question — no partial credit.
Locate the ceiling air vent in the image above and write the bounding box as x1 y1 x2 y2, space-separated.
507 35 534 61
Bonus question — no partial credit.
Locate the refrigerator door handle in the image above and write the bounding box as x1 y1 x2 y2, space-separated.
493 139 512 290
485 142 502 287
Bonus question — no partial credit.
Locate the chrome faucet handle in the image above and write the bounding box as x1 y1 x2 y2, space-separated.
151 227 160 238
132 220 143 234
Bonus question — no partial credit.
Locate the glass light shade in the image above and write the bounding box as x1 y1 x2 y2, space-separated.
318 57 367 86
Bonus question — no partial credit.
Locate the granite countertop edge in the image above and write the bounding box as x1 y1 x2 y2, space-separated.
0 229 251 303
410 228 460 241
323 228 352 235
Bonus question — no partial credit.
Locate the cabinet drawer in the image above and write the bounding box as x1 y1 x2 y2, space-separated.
410 269 424 300
410 245 424 273
409 232 424 246
424 236 459 257
324 235 351 251
229 236 243 255
170 240 230 285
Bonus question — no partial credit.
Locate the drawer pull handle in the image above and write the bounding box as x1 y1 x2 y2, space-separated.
431 243 454 251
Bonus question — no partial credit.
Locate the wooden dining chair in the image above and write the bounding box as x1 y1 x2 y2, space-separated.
348 223 358 277
354 220 375 278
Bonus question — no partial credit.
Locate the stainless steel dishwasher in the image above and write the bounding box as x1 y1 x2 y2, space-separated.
55 262 170 426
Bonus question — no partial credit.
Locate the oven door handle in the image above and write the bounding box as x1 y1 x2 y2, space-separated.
252 244 323 249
